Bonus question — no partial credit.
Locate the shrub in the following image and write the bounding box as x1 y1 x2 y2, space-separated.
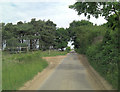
66 47 71 52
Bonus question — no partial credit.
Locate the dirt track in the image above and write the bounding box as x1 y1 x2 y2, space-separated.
20 53 114 90
19 55 66 90
78 54 113 90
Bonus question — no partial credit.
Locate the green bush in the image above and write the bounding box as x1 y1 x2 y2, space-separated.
86 31 118 89
73 24 118 89
73 25 107 54
66 47 71 52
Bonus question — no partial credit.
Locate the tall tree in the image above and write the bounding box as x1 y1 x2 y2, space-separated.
3 23 15 49
68 20 93 42
69 2 120 90
69 2 120 21
55 28 69 51
69 2 120 51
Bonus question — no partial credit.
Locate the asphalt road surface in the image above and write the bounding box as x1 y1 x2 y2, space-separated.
39 53 94 90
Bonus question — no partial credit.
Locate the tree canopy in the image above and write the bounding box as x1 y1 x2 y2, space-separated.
2 19 69 52
69 2 120 19
69 2 120 90
69 2 120 29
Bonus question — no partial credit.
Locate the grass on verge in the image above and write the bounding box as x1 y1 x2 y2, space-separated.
2 50 67 90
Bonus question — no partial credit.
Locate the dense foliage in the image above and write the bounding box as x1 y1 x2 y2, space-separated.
69 2 120 90
69 2 120 22
54 28 69 51
68 20 106 54
66 46 71 52
2 19 69 52
86 29 119 89
68 19 119 89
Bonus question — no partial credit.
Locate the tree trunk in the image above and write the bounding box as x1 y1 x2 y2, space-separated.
21 34 24 43
32 39 37 50
39 39 41 50
39 39 43 50
21 39 23 43
30 39 33 50
49 48 50 55
61 48 64 51
118 14 120 91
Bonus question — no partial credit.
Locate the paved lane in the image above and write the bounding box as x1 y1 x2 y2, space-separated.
39 53 93 90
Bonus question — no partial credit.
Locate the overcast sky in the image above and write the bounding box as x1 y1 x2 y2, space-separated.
0 0 107 28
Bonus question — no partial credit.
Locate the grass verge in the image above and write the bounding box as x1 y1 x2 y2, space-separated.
2 50 67 90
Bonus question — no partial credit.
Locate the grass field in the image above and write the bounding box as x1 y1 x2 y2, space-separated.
2 50 67 90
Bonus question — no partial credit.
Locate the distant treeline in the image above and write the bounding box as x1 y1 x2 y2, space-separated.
2 19 70 52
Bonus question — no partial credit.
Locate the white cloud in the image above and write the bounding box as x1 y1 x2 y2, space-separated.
0 1 107 28
0 0 76 3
